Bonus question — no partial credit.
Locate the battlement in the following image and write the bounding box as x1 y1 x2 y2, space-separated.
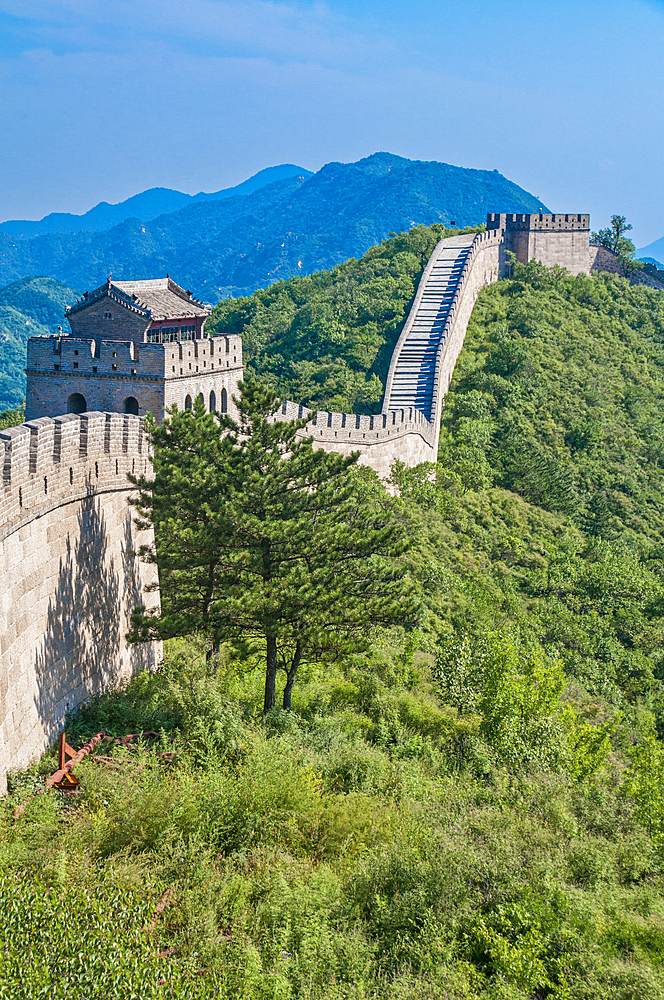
0 411 160 789
271 400 436 475
25 334 244 424
487 213 589 232
0 412 150 534
28 334 242 376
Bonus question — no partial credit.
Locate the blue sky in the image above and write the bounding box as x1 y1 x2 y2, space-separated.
1 0 663 244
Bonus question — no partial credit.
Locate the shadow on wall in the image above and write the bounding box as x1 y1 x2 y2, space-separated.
33 481 131 739
122 510 145 677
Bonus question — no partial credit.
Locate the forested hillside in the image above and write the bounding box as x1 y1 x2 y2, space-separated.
208 222 461 413
0 153 545 296
0 276 77 411
7 241 664 998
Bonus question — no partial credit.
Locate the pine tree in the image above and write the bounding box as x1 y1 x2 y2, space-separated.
129 381 413 711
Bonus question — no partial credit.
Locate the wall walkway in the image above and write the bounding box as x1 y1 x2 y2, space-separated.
287 226 505 474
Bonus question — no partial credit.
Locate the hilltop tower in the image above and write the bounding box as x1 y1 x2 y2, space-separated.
25 276 243 423
487 213 590 276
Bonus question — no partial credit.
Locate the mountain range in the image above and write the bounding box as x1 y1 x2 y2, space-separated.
637 235 664 268
0 152 548 300
0 164 312 240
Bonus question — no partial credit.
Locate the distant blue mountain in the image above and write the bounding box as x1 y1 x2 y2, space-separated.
0 152 548 299
0 164 313 239
636 235 664 270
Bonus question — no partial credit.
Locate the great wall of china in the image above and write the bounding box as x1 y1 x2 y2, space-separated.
0 213 642 786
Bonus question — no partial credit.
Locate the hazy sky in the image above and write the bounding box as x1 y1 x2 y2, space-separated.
1 0 663 244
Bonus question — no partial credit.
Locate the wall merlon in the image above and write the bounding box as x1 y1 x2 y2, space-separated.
0 413 146 498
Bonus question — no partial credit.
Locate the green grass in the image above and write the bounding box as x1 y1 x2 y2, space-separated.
3 637 664 999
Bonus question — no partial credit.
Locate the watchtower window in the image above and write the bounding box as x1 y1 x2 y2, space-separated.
184 394 192 411
221 388 228 413
147 329 160 344
197 393 204 408
67 392 86 414
180 325 195 341
209 390 216 412
124 396 139 415
162 327 178 343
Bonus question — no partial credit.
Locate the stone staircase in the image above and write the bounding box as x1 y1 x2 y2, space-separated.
384 236 476 420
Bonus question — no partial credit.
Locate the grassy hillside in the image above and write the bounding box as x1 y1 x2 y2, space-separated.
0 153 546 297
0 276 77 411
7 243 664 997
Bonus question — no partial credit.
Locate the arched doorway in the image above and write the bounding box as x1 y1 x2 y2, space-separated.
221 388 228 413
123 396 139 415
209 390 216 412
184 394 192 411
67 392 86 414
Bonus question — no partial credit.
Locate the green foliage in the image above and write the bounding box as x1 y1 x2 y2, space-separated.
206 224 470 413
591 215 642 273
130 383 413 711
0 276 77 411
3 639 664 999
624 732 664 848
0 406 24 430
441 263 664 544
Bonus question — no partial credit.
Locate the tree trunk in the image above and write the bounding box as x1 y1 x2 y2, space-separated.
264 634 278 713
282 640 302 711
206 638 220 673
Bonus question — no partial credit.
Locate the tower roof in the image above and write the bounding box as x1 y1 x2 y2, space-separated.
66 276 209 321
113 278 209 319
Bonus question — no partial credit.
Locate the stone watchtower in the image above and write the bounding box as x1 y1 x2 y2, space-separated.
25 276 243 423
487 213 591 277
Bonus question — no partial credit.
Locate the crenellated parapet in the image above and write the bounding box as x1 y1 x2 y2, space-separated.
275 399 436 475
0 412 151 533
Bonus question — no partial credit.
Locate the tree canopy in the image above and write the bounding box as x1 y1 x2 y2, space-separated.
129 381 414 711
591 214 642 273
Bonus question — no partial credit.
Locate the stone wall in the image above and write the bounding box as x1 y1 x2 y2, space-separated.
275 401 437 479
487 213 591 277
0 412 161 790
427 229 503 450
26 335 244 424
67 296 149 344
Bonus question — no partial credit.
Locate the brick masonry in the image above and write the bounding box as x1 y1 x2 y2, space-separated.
26 335 244 424
0 412 161 790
